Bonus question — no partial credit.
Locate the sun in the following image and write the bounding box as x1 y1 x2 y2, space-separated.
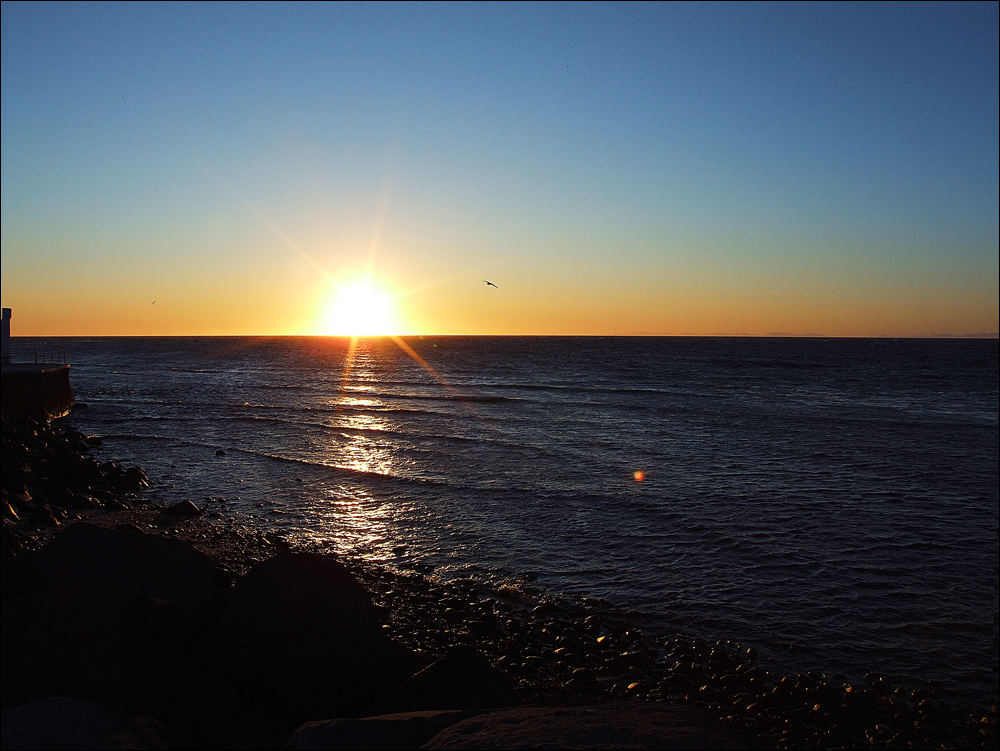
323 282 395 336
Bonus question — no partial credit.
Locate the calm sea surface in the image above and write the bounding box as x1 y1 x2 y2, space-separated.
15 336 999 706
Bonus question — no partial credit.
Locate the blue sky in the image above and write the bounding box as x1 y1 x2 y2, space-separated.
2 1 997 335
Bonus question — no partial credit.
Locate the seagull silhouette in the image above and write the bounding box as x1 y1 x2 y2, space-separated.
483 280 498 288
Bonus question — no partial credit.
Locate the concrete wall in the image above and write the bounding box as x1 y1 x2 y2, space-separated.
1 365 75 421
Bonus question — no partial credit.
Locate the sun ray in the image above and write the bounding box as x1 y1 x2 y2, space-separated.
388 335 480 414
244 200 337 286
365 177 392 282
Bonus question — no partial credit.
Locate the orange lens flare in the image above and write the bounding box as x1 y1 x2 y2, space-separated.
633 471 645 482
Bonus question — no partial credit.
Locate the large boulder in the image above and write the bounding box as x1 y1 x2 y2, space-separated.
1 522 37 602
30 522 223 612
288 710 476 751
1 582 233 744
0 697 168 750
385 646 520 712
422 701 745 750
213 552 418 724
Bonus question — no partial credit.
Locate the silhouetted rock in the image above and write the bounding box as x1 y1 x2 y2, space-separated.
1 697 168 750
288 709 477 750
1 523 37 601
422 701 744 750
30 522 221 611
214 552 419 725
162 499 202 517
385 645 520 712
122 466 149 491
28 503 59 527
1 582 233 744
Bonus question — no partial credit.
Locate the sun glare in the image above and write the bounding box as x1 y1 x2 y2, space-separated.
324 282 395 336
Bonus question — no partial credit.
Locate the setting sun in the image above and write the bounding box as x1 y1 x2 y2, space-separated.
323 282 395 336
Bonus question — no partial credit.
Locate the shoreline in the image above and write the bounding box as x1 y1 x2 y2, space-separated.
2 409 996 749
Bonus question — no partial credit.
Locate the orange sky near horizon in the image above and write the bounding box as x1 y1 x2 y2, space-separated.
5 257 997 339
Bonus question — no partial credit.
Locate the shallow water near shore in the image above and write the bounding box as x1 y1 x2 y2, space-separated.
17 335 999 707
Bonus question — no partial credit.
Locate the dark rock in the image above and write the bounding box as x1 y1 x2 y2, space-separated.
31 522 221 611
28 503 60 526
1 522 22 554
214 552 419 723
1 697 168 750
1 582 233 744
1 525 37 602
162 500 202 517
90 489 117 503
386 645 520 713
122 467 149 491
1 559 37 602
3 499 21 521
65 493 97 509
422 701 744 750
288 710 476 750
42 483 74 505
215 449 227 456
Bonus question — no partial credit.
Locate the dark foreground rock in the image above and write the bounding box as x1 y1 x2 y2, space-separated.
385 645 521 713
30 522 223 612
213 552 421 724
289 709 478 751
162 500 203 517
0 696 168 750
421 701 744 750
0 582 233 745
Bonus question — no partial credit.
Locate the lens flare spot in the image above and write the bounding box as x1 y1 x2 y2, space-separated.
634 470 645 482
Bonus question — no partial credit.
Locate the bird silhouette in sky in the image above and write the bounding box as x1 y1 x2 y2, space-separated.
483 280 498 288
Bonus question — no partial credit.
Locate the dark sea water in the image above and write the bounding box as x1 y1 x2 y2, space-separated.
14 336 999 706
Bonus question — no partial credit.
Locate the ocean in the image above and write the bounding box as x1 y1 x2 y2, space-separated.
14 335 999 707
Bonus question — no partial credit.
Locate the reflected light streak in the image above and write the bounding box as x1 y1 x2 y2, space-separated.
311 489 394 561
337 335 360 405
332 403 395 475
340 435 394 477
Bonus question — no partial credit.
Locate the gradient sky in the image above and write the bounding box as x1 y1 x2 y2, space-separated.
2 1 997 336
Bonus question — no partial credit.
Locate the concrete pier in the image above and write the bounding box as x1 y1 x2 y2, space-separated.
0 308 75 420
1 363 76 421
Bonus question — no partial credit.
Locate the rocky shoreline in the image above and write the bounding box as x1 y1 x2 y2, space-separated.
2 409 996 750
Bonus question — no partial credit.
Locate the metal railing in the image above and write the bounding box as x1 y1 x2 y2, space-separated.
35 350 67 365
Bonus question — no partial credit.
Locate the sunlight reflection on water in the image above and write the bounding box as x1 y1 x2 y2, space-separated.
304 487 394 560
334 408 396 476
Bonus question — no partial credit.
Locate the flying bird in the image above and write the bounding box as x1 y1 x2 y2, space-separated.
483 280 498 288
